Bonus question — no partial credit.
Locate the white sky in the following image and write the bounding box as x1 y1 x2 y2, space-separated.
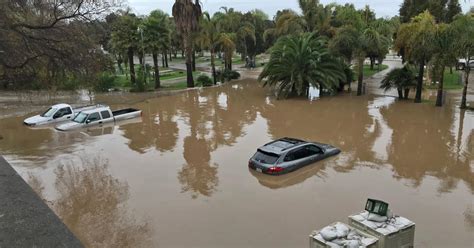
127 0 472 18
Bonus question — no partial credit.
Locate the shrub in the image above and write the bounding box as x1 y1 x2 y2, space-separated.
94 73 117 92
197 74 213 87
217 69 241 82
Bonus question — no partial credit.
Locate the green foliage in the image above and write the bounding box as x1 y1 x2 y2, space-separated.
380 66 417 92
217 69 241 82
95 73 117 92
259 33 346 99
197 75 213 87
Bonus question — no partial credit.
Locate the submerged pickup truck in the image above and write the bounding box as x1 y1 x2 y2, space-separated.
55 105 142 131
24 103 106 126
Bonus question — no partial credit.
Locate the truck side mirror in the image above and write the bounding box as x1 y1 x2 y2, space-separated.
86 119 91 124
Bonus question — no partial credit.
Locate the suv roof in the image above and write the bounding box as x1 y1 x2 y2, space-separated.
260 137 308 155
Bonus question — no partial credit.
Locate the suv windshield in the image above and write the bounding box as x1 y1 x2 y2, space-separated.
73 112 88 123
41 108 57 117
253 150 280 164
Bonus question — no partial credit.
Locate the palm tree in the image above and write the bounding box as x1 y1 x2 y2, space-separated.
110 13 139 88
450 14 474 109
142 10 171 89
432 24 456 107
172 0 202 88
395 11 437 103
219 33 236 70
380 66 417 99
196 13 220 84
258 33 346 99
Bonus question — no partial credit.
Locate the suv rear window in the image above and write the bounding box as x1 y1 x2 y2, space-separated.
253 150 280 164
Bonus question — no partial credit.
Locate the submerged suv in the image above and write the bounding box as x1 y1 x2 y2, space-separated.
249 138 340 175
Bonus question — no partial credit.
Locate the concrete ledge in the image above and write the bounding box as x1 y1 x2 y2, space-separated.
0 156 83 248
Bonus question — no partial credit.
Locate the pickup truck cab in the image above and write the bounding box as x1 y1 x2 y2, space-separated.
23 104 105 127
55 106 142 131
457 58 474 70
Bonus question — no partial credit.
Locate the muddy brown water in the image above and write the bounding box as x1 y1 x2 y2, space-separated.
0 79 473 248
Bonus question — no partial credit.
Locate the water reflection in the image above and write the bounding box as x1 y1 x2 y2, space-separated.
381 101 473 193
29 156 152 248
178 135 218 198
249 159 329 189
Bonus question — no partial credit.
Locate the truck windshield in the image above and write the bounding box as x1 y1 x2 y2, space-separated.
41 108 57 117
73 112 88 123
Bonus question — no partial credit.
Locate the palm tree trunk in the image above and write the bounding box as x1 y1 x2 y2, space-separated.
404 88 410 99
184 35 195 88
152 51 161 89
460 67 470 109
357 56 364 96
415 61 425 103
192 50 196 71
211 49 217 85
397 88 403 99
435 66 445 107
128 47 136 86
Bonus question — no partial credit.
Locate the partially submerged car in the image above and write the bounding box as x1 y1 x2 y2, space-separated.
249 138 340 175
55 106 142 131
23 103 105 127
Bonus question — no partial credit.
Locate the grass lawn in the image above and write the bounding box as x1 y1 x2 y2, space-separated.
427 69 463 90
359 64 389 78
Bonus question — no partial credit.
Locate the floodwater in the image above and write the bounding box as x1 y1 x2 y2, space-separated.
0 78 473 248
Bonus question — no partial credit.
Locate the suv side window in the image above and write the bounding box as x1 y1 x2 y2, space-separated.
87 112 101 122
306 145 322 156
284 148 308 162
100 110 111 119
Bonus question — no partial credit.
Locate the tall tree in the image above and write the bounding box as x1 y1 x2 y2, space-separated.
259 33 346 99
196 13 220 84
395 11 437 103
432 24 456 106
142 10 171 89
445 0 462 23
450 14 474 109
172 0 202 88
111 13 140 89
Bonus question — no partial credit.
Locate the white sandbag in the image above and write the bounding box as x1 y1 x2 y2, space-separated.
347 230 362 240
326 241 342 248
334 223 350 238
367 213 388 222
320 226 338 241
343 240 360 248
331 238 345 246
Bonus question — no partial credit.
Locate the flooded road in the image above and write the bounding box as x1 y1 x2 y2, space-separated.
0 78 473 248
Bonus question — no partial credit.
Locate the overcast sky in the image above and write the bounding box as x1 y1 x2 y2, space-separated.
127 0 472 18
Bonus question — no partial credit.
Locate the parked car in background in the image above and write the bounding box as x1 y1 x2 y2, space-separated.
55 106 142 131
23 104 106 127
248 137 340 175
457 58 474 70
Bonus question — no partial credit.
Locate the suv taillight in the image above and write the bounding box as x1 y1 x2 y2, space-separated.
266 167 284 174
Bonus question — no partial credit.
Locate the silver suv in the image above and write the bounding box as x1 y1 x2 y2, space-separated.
249 138 340 175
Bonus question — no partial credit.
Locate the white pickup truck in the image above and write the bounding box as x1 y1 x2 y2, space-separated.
23 103 106 126
55 105 142 131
